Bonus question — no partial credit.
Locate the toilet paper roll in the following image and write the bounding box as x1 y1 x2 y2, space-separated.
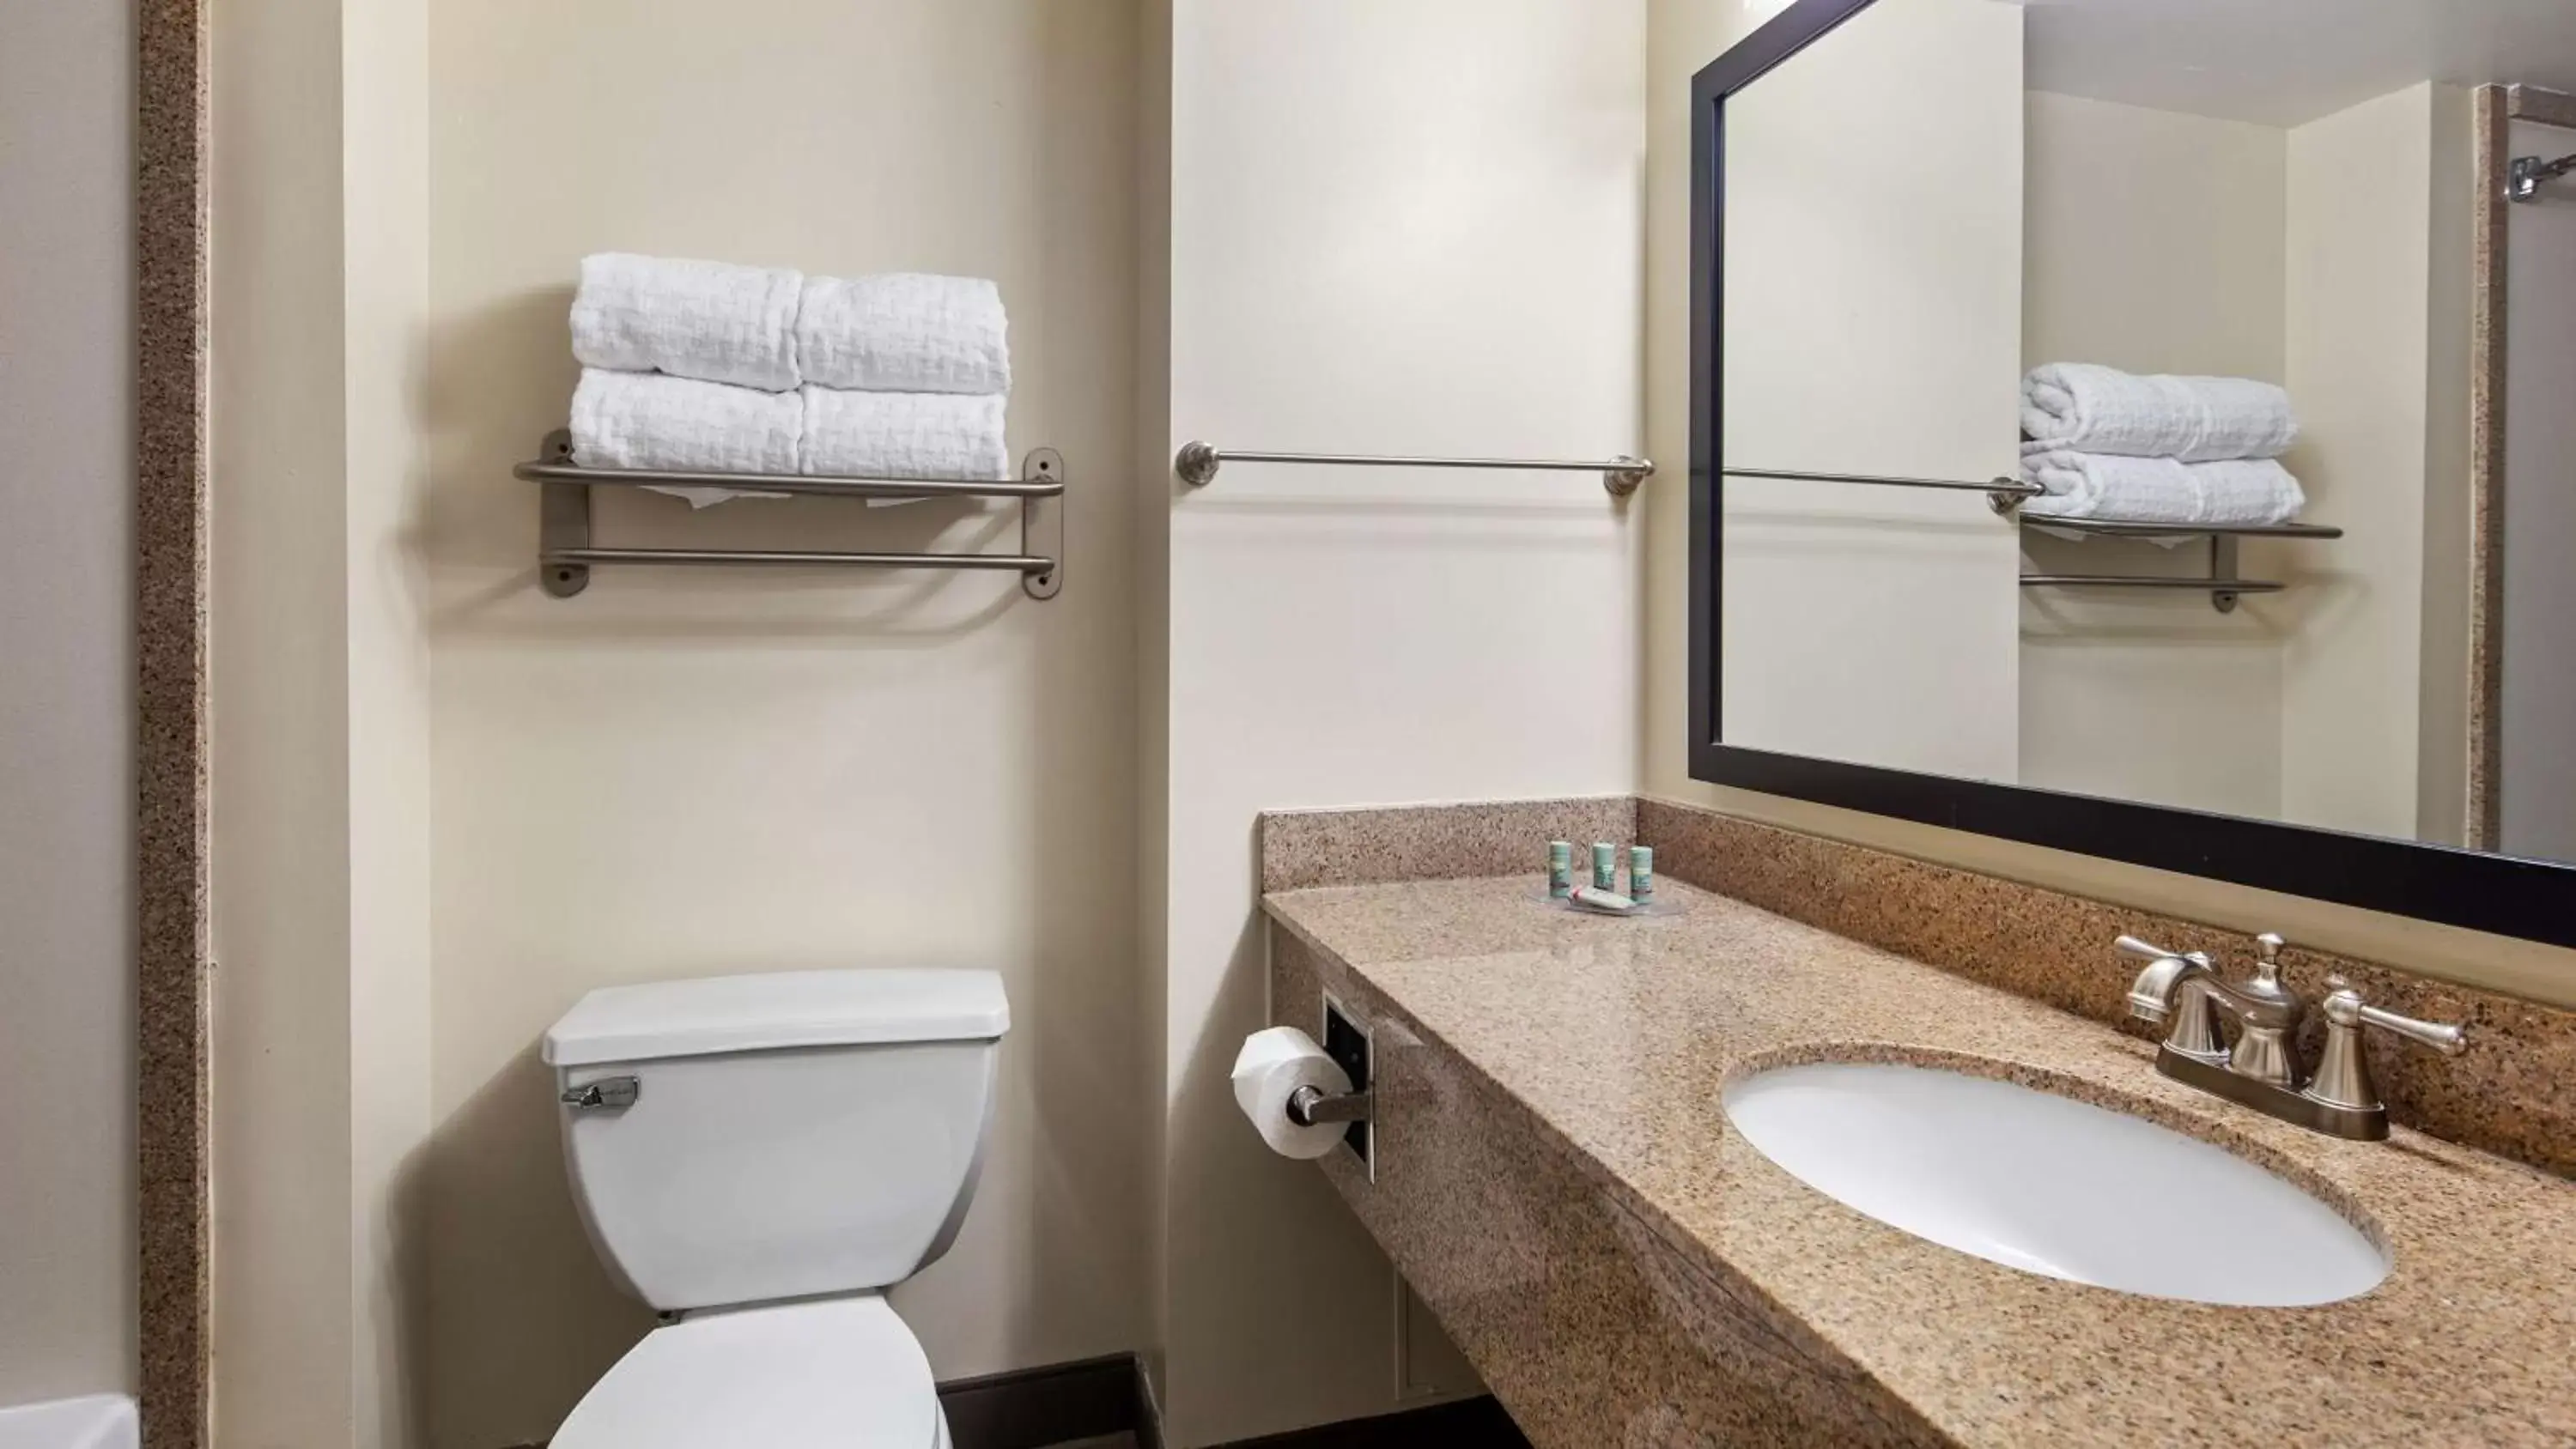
1231 1026 1353 1161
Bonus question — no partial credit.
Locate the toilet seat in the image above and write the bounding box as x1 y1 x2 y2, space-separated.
550 1294 944 1448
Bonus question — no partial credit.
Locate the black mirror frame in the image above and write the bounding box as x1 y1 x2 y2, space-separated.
1686 0 2576 951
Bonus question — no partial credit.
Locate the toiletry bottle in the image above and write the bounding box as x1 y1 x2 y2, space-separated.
1547 841 1574 900
1629 845 1654 903
1591 842 1618 891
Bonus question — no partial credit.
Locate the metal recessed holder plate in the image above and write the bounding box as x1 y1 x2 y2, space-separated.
517 431 1066 601
1321 992 1374 1179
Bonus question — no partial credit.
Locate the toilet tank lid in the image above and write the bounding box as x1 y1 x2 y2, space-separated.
543 969 1009 1067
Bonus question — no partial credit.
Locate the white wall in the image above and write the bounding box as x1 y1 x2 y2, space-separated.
2279 82 2471 844
2017 90 2291 818
0 0 137 1407
419 3 1148 1444
1646 6 2576 1003
1156 1 1645 1441
2500 116 2576 863
1716 0 2026 784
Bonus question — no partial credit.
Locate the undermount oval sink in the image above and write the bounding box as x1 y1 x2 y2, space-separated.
1722 1061 2389 1307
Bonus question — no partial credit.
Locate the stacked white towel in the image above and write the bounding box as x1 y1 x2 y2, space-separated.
570 371 802 507
564 253 1012 505
2020 362 2297 463
797 274 1011 395
802 389 1009 481
570 254 805 392
2021 452 2306 529
2019 362 2306 526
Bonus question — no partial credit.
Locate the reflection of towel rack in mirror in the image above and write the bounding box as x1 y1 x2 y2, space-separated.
2510 152 2576 203
1176 441 1654 498
513 430 1065 601
2019 519 2343 615
1720 465 2042 513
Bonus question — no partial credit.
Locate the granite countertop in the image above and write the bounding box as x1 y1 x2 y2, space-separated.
1263 875 2576 1446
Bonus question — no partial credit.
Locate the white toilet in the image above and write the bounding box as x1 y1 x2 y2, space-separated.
540 967 1009 1447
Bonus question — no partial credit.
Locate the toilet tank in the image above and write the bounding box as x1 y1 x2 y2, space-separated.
544 969 1008 1313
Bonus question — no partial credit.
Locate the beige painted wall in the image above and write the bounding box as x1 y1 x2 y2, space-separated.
1646 6 2576 1003
2022 91 2288 383
1717 0 2025 784
343 0 438 1440
2501 117 2576 862
2018 90 2291 818
210 0 437 1442
0 0 137 1407
418 2 1148 1444
2278 82 2472 846
1156 0 1645 1441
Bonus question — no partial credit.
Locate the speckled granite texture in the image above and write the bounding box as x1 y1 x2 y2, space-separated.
1259 797 1636 893
2470 83 2510 852
1277 929 1944 1447
1634 797 2576 1178
1266 875 2576 1447
136 0 211 1443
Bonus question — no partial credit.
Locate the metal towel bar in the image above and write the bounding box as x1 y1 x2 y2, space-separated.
1175 441 1654 498
514 431 1065 600
1721 466 2043 512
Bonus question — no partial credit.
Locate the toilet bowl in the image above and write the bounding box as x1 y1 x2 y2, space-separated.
541 968 1008 1447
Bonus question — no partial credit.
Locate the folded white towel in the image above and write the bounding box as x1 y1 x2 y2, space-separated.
796 273 1012 395
571 253 805 392
2020 451 2307 527
800 388 1008 481
569 369 800 507
2021 363 2298 463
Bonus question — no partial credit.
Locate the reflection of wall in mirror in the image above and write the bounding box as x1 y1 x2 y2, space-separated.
2019 90 2290 820
2501 117 2576 862
2014 79 2474 847
2279 81 2472 846
1718 0 2026 784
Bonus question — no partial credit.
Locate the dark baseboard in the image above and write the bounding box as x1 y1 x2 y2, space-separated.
1212 1396 1529 1449
935 1355 1522 1449
939 1352 1162 1449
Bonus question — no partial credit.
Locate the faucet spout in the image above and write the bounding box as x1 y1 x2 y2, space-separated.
2117 937 2208 1022
2128 960 2184 1021
2114 937 2227 1058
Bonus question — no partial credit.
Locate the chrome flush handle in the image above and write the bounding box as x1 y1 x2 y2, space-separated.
561 1076 640 1113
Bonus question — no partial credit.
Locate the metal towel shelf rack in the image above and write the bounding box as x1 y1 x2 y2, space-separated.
2020 519 2342 614
514 430 1065 600
1176 441 1655 498
1717 464 2343 614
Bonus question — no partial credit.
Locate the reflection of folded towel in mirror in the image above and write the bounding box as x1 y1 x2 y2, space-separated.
2021 362 2299 463
2020 451 2306 528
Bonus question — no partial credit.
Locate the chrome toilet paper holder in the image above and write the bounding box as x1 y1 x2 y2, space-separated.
1286 1085 1373 1126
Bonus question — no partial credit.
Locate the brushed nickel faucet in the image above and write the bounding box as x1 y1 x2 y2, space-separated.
2116 933 2466 1141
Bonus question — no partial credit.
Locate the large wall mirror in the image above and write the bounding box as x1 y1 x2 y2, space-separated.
1689 0 2576 949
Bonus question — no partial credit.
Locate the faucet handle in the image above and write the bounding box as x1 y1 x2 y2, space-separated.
2116 934 2184 962
2305 976 2468 1113
2321 977 2468 1056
